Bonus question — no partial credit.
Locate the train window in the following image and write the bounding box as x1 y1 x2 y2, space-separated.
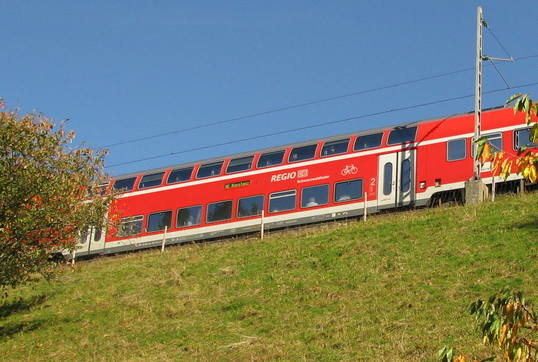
87 183 108 197
269 190 296 213
354 133 383 151
401 159 411 193
257 150 285 168
387 126 417 145
321 139 349 157
447 139 466 161
383 163 393 196
113 177 136 192
117 215 144 237
471 133 503 157
301 185 329 208
93 228 102 241
484 133 502 152
167 167 193 184
177 205 202 228
79 229 88 244
238 195 264 218
334 179 363 202
197 161 223 179
147 210 172 232
289 144 317 163
514 128 536 149
139 172 164 189
207 200 233 223
226 156 254 174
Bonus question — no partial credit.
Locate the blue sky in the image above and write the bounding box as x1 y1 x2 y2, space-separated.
2 1 538 176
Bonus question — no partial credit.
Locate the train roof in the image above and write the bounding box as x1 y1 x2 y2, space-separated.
112 105 507 180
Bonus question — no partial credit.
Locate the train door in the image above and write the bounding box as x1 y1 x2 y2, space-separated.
88 226 106 255
377 149 416 209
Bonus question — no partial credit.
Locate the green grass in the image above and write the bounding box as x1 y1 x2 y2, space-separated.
1 193 538 361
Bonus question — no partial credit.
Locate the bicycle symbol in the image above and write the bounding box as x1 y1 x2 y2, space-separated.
341 164 358 176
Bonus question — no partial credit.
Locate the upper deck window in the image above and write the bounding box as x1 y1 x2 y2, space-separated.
447 139 466 161
113 177 136 192
321 139 349 157
257 150 285 168
484 133 503 152
197 161 223 179
289 144 317 163
387 127 417 145
354 133 383 151
139 172 164 189
167 167 193 184
226 156 253 174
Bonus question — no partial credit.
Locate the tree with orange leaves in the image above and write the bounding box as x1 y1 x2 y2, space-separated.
0 99 112 294
476 94 538 182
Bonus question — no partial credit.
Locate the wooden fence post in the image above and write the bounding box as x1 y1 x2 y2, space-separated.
160 225 168 253
260 210 265 240
363 192 368 221
491 176 496 202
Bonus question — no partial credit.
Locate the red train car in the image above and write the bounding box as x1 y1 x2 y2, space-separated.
75 106 533 256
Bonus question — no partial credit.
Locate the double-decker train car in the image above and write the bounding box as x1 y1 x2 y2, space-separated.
75 106 535 256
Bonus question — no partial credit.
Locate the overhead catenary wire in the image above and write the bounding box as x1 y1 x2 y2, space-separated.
485 25 513 60
100 54 538 149
487 59 511 89
105 80 538 169
100 67 474 148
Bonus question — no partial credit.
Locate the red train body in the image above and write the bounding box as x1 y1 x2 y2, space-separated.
75 106 534 256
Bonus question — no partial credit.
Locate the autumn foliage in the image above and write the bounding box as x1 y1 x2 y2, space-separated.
477 94 538 182
0 102 112 293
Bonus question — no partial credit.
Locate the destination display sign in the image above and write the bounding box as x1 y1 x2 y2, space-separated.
224 180 250 189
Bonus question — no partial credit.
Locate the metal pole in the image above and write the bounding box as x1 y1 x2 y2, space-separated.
473 6 484 180
160 225 168 253
260 210 265 240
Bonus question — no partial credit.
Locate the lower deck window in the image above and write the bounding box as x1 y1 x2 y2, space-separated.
514 128 536 149
301 184 329 208
177 205 202 228
117 215 144 237
269 190 296 213
238 195 264 218
335 179 363 202
207 200 233 223
93 228 102 241
147 211 172 232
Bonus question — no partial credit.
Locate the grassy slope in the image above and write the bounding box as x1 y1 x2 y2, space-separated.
1 193 537 361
